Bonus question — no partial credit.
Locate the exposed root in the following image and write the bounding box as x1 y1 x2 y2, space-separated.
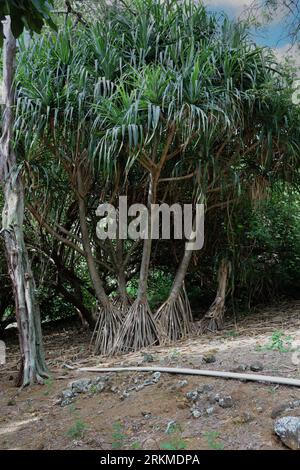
199 297 225 333
199 259 230 334
155 287 193 343
111 295 132 317
17 362 49 387
112 299 159 354
91 303 122 355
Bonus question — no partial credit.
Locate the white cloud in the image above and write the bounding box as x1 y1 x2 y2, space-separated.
274 43 300 69
204 0 253 15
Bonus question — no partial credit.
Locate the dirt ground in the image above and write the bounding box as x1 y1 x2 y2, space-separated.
1 301 300 450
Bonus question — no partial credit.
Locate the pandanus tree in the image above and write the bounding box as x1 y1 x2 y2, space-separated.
156 18 300 339
90 2 238 352
11 0 300 357
0 1 56 385
14 22 126 354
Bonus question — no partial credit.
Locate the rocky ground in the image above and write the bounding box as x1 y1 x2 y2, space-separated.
1 301 300 450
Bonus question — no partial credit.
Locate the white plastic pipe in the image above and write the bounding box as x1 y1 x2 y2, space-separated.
77 365 300 387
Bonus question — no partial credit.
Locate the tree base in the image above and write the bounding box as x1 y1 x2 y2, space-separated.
92 303 122 355
17 362 49 388
199 297 225 333
155 287 193 343
112 299 159 354
112 295 132 317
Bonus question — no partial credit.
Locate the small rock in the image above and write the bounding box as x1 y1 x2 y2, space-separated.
289 400 300 409
202 354 216 364
240 411 253 423
186 390 198 401
206 406 215 415
271 403 289 419
61 389 76 399
191 409 202 418
93 382 106 393
59 388 76 407
70 378 92 393
199 384 214 393
142 411 151 419
274 416 300 450
219 396 233 408
177 380 188 389
152 372 161 383
250 362 263 372
136 384 145 391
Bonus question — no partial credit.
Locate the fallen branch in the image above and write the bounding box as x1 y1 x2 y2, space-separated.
76 365 300 387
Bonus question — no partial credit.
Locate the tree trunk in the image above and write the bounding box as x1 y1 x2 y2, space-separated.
155 242 193 342
0 17 47 386
112 175 159 354
76 169 121 354
114 235 131 310
200 258 230 332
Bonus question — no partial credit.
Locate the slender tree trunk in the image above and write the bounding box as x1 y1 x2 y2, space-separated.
76 169 121 354
0 17 47 386
168 247 193 301
77 191 110 308
114 234 130 309
200 258 230 332
155 241 193 342
112 175 159 353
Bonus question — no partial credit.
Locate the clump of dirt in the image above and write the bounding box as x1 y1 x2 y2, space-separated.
1 302 300 450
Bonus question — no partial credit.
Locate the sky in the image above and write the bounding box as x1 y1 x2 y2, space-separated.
203 0 300 68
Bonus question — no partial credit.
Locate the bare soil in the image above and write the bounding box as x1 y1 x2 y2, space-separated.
1 301 300 450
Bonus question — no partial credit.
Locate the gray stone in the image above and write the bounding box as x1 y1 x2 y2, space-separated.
70 378 92 393
199 384 214 393
93 382 105 393
59 388 76 407
219 395 233 408
271 400 300 419
152 371 161 383
186 390 198 401
274 416 300 450
206 406 215 415
202 354 216 364
62 389 76 399
289 400 300 409
191 409 202 418
177 380 188 389
250 361 263 372
271 403 289 419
